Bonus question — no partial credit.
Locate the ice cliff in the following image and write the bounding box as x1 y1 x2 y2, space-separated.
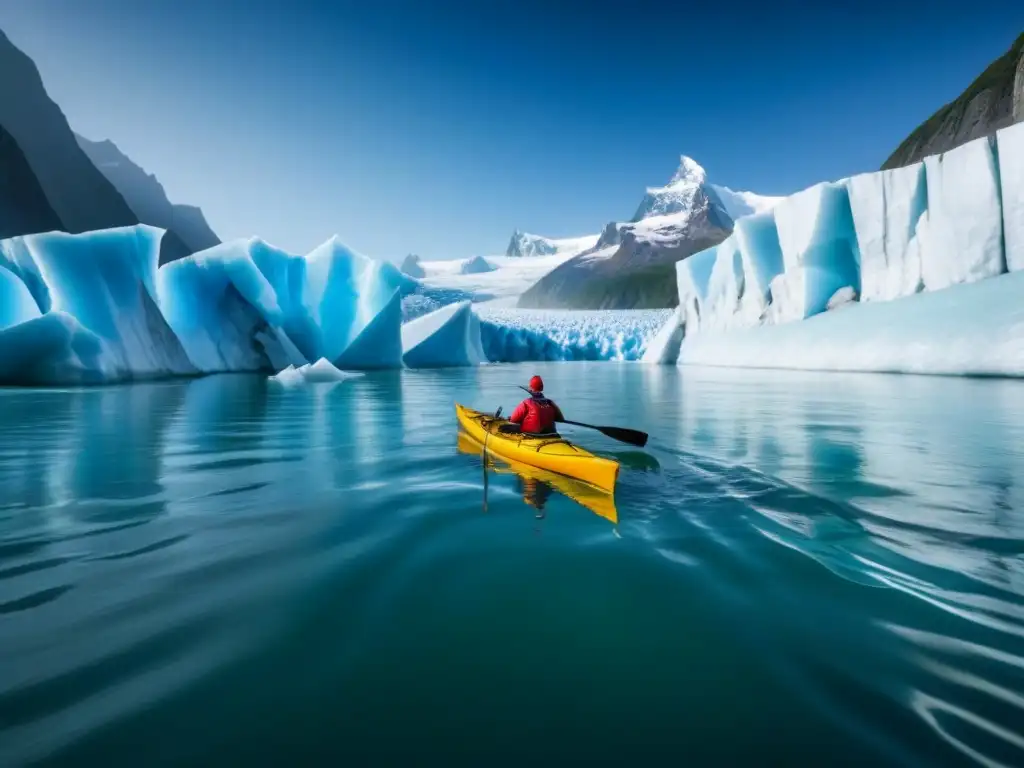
662 122 1024 376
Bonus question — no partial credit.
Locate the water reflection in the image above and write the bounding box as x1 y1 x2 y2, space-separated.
455 431 617 524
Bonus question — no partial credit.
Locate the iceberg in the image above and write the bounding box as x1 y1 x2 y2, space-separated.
401 300 486 368
679 270 1024 377
156 238 308 373
333 288 404 369
998 122 1024 273
847 161 927 302
1 226 196 381
270 358 361 385
158 235 408 373
771 181 861 323
917 135 1005 290
0 227 414 384
478 308 670 362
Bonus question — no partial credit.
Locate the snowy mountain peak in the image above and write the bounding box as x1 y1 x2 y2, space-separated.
505 229 557 258
669 155 708 186
632 154 782 226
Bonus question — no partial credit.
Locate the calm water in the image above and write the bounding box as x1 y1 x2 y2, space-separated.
2 363 1024 766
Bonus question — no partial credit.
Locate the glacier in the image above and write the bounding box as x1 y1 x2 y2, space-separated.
671 120 1024 377
477 308 670 362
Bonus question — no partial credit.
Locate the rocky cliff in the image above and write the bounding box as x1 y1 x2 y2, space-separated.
883 32 1024 170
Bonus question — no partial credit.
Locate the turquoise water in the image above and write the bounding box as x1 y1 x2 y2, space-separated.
2 363 1024 766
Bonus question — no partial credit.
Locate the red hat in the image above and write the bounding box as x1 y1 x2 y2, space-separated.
529 375 544 392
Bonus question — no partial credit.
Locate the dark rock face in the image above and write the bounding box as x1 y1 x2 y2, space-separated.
74 134 220 264
459 255 495 275
883 32 1024 170
0 122 64 239
505 229 557 258
0 29 138 234
518 210 731 310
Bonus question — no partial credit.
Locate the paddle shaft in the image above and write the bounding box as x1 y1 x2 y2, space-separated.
515 386 648 447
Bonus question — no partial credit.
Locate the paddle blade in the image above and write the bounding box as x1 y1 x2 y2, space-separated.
556 418 649 447
594 425 648 448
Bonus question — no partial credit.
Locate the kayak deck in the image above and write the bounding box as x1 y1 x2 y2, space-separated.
457 431 618 523
455 403 619 494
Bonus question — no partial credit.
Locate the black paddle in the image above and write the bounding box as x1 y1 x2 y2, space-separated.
517 386 649 448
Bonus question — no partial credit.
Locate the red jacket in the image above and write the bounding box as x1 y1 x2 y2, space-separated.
509 394 563 434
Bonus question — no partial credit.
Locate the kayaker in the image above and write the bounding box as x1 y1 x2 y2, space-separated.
507 375 563 435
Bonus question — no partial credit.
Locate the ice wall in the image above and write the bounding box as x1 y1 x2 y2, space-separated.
672 122 1024 363
847 161 927 301
679 269 1024 377
998 122 1024 273
917 135 1005 290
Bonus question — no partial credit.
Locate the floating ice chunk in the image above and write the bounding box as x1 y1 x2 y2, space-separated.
676 247 716 333
270 358 361 385
847 162 927 301
998 121 1024 272
679 270 1024 377
773 181 860 322
641 307 684 364
0 264 41 330
333 288 404 369
401 300 486 367
918 135 1005 291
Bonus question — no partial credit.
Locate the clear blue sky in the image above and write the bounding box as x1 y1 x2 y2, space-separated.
1 0 1021 260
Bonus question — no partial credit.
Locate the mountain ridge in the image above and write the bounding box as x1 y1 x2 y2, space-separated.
883 31 1024 169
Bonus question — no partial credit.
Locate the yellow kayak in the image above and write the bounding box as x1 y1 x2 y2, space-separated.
455 403 619 494
457 431 618 524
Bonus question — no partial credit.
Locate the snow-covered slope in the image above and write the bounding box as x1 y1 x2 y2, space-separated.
708 184 784 221
415 233 598 307
505 229 599 258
